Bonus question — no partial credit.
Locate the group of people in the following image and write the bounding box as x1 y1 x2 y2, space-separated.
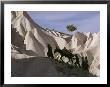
47 44 89 71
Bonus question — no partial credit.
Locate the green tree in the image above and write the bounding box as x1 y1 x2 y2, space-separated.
66 24 77 32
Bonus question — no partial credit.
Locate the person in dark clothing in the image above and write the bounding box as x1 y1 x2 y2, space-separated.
81 57 85 69
74 54 81 68
84 56 89 71
47 44 54 58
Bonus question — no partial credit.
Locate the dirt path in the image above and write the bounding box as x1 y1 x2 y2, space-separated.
11 57 59 77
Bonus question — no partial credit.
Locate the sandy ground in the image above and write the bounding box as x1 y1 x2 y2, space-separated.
11 57 59 77
11 57 95 77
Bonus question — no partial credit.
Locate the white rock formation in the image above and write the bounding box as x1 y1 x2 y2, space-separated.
66 32 100 76
11 11 100 76
11 11 61 57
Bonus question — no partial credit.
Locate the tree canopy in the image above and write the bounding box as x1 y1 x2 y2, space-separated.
66 24 77 32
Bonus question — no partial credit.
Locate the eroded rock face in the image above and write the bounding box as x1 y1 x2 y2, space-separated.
11 11 60 57
11 11 100 76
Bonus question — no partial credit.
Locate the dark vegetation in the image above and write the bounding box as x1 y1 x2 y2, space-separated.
11 44 96 77
46 44 96 77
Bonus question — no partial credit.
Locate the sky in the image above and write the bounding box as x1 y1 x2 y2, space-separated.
27 11 100 34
